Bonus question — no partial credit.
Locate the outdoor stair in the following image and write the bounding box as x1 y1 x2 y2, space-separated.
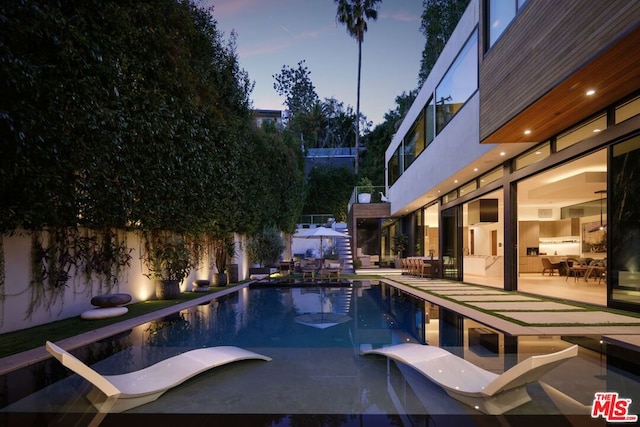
334 223 355 274
331 289 353 314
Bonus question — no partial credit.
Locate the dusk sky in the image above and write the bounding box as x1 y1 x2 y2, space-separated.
204 0 426 127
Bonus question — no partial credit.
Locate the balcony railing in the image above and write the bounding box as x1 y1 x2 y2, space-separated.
297 214 335 227
348 185 388 211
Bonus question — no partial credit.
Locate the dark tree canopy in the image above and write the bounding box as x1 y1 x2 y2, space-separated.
303 166 356 222
360 90 418 186
0 0 304 236
418 0 470 85
272 60 319 117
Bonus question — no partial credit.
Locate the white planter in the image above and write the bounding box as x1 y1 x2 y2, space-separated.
358 193 371 203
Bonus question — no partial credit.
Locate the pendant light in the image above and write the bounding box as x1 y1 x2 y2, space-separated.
589 190 606 232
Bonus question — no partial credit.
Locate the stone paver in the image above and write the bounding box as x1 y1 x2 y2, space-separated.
496 311 640 324
452 295 539 302
468 301 584 311
433 290 508 295
381 275 640 339
412 285 476 291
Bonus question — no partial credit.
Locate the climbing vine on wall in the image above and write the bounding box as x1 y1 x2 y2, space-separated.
26 227 133 319
77 229 133 294
26 231 66 318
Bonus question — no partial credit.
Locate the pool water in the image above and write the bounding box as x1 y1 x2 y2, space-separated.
2 281 639 425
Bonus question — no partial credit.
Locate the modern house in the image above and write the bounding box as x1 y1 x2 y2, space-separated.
348 0 640 314
252 109 286 128
305 147 357 175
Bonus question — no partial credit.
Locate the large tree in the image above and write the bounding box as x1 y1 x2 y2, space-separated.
335 0 381 175
240 121 306 234
273 61 363 150
290 97 358 149
418 0 470 85
272 60 319 117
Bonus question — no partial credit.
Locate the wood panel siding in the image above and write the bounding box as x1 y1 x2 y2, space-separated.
350 203 390 220
480 0 640 144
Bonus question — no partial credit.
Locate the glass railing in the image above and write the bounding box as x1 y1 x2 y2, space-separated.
348 185 388 210
297 214 335 227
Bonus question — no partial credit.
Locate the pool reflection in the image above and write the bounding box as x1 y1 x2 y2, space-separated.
1 280 639 425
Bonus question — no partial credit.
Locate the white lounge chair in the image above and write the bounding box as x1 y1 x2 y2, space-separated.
361 342 578 415
46 341 271 413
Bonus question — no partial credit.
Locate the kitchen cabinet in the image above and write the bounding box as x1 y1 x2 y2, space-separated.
518 221 539 256
539 218 580 237
519 256 543 273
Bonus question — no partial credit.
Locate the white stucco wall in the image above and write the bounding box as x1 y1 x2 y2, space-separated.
384 0 497 215
0 230 249 334
390 94 495 214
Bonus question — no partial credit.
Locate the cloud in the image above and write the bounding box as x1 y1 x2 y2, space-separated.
239 40 293 57
279 25 294 36
239 25 329 58
380 12 420 23
206 0 261 18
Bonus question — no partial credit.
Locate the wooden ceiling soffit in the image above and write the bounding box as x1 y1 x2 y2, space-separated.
482 26 640 144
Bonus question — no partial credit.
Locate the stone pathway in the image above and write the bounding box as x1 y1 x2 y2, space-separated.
379 275 640 351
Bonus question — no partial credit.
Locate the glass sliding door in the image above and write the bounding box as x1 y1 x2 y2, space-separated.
441 206 462 281
610 134 640 310
515 149 607 306
462 189 504 288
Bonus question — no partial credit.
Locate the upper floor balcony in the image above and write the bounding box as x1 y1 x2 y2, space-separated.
348 185 388 211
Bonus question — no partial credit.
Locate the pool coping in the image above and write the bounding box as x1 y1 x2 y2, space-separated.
2 276 639 377
0 283 251 376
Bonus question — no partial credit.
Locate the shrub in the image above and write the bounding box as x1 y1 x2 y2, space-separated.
246 226 285 267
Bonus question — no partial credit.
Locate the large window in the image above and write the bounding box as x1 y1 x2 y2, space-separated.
436 30 478 134
615 95 640 124
515 142 551 170
556 114 607 151
388 146 402 186
479 166 503 187
395 98 437 179
404 109 426 169
426 96 435 145
485 0 528 50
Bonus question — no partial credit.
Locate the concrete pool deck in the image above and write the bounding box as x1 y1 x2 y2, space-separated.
1 274 639 378
380 274 640 352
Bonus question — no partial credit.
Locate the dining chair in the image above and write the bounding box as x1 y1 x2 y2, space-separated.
541 258 561 275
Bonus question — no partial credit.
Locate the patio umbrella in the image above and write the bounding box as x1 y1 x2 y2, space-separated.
294 312 352 329
294 227 350 260
293 288 352 329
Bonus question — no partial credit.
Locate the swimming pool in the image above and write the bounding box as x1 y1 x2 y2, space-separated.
2 280 639 425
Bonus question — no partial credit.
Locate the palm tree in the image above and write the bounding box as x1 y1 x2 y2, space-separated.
335 0 381 175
